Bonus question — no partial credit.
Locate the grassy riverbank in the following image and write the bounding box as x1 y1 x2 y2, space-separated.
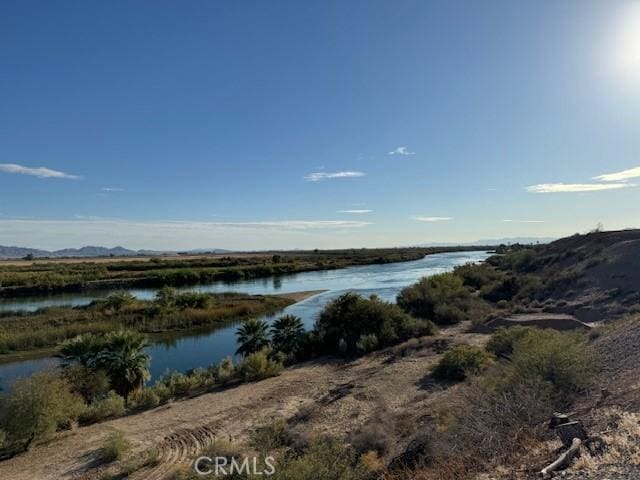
0 247 489 297
0 290 296 357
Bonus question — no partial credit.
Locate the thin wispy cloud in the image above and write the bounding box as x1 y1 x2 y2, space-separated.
412 216 452 222
388 146 415 156
101 187 125 192
304 171 365 182
526 183 633 193
2 218 371 231
593 166 640 182
338 209 372 214
0 163 80 180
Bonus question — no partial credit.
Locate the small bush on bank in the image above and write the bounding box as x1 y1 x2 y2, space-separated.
157 369 214 398
350 413 394 456
275 437 370 480
314 293 434 356
100 430 129 463
127 388 160 411
432 345 494 381
432 374 554 475
485 326 532 358
249 420 295 454
355 333 379 354
0 371 86 450
63 364 111 403
396 273 487 325
454 262 505 290
508 329 595 403
213 356 235 385
236 349 283 382
79 391 126 425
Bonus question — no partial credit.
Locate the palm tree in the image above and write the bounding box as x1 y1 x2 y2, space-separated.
94 330 151 396
270 315 304 356
59 333 106 367
236 318 270 357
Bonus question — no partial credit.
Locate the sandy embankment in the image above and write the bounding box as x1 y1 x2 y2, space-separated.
0 321 487 480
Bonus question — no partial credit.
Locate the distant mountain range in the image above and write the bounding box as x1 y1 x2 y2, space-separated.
0 245 231 259
0 238 553 259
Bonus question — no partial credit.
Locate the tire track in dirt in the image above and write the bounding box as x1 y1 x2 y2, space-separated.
132 422 227 480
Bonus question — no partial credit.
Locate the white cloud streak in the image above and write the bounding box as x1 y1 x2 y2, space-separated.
388 146 415 156
0 163 80 180
593 166 640 182
101 187 125 192
337 209 372 214
304 171 365 182
526 183 633 193
412 216 452 222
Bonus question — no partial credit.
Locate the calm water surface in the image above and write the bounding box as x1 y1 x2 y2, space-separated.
0 251 490 391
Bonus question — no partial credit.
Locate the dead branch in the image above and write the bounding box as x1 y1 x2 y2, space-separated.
540 437 582 478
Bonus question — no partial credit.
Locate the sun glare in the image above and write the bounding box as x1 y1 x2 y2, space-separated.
609 2 640 87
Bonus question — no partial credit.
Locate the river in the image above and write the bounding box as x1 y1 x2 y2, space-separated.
0 250 491 391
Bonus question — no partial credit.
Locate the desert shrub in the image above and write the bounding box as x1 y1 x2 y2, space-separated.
454 263 505 290
156 369 214 398
494 248 538 273
62 364 111 403
275 437 369 480
127 388 160 411
432 345 494 381
0 371 86 450
485 326 532 358
154 286 178 307
355 333 379 354
250 420 295 454
236 349 282 382
433 304 466 325
496 299 509 309
150 382 171 403
480 276 520 302
508 329 595 402
213 356 236 384
350 413 393 455
79 391 126 424
0 429 6 449
397 273 475 325
314 293 433 355
173 292 212 309
100 430 129 463
438 373 555 471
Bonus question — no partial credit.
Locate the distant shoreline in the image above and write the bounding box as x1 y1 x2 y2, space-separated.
0 246 491 298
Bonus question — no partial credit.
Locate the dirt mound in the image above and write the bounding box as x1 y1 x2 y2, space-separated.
501 229 640 321
484 313 591 331
591 316 640 412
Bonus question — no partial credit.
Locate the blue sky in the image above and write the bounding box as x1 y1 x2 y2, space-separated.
1 0 639 250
